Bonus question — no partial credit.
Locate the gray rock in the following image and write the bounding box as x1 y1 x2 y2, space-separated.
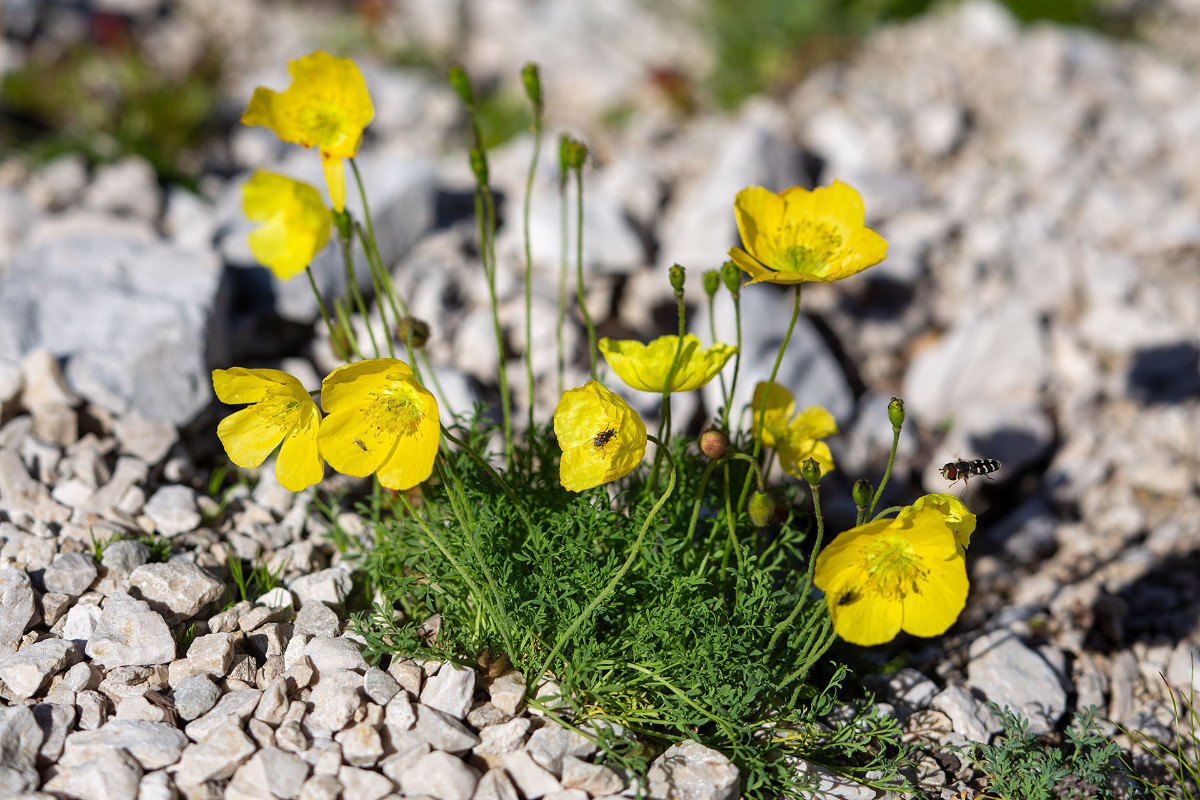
930 685 1003 744
173 674 222 721
525 722 597 776
82 155 162 220
127 561 223 621
0 568 35 655
42 551 98 597
303 636 367 676
174 722 257 785
298 774 342 800
32 701 75 764
289 568 353 610
335 721 385 767
886 668 939 710
142 485 201 538
0 637 79 700
336 764 395 800
383 691 417 739
475 767 521 800
99 538 151 577
967 631 1068 736
85 598 176 668
61 719 188 770
292 600 341 638
500 750 562 799
111 415 178 465
412 703 480 754
561 755 625 796
363 666 400 707
420 661 475 720
0 448 69 524
45 746 143 800
185 689 262 743
646 740 739 800
0 231 225 425
228 746 311 799
26 153 88 210
474 717 530 769
137 770 175 800
396 749 479 800
487 670 526 715
0 705 42 794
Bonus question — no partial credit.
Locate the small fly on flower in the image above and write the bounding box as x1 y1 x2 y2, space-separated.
940 458 1001 487
592 428 616 448
354 439 369 452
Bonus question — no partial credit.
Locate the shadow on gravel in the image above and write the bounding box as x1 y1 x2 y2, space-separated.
1126 341 1200 404
1091 547 1200 653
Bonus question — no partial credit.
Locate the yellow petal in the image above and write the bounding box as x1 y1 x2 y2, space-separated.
554 381 647 492
275 402 325 490
243 171 331 280
599 335 735 393
375 391 440 491
791 406 838 440
213 367 307 404
321 358 412 413
733 186 785 266
217 406 289 468
318 407 389 476
322 154 346 213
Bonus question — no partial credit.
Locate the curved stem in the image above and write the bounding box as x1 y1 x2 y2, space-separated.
767 471 826 654
439 424 535 534
720 292 743 433
534 436 676 686
572 167 597 380
868 425 903 520
306 266 348 362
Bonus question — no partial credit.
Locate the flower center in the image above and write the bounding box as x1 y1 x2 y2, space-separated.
863 535 927 600
364 382 425 439
777 219 844 272
259 393 302 428
299 103 347 146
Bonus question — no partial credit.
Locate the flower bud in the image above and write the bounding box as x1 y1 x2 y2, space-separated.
748 491 775 527
800 458 822 485
702 270 720 298
332 208 353 241
888 397 905 431
469 148 489 186
562 137 587 171
558 134 572 178
396 316 431 349
447 64 474 107
699 429 729 460
669 264 686 293
521 62 542 108
852 478 873 510
720 260 741 297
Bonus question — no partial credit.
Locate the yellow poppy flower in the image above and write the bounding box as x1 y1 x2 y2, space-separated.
728 181 887 285
598 334 736 393
241 51 374 212
213 368 324 491
317 359 439 491
554 381 647 492
813 506 968 646
242 171 331 280
751 382 837 478
905 493 976 557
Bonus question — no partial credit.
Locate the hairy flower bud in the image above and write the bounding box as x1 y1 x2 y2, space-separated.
521 62 542 108
702 270 720 298
699 429 729 460
888 397 905 431
852 478 873 510
748 491 775 527
721 260 741 297
562 137 587 171
332 208 353 242
396 317 431 349
800 458 822 485
669 264 686 293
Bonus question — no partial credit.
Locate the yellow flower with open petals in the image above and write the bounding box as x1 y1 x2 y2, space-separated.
242 51 374 212
814 506 968 646
906 493 976 557
729 181 887 285
243 171 331 280
554 381 647 492
318 359 438 491
751 382 837 478
213 368 324 491
599 334 736 393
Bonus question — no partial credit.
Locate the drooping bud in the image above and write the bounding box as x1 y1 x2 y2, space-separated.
702 270 720 298
699 429 729 460
800 458 822 485
447 64 474 107
469 148 489 186
720 260 741 297
888 397 905 432
852 478 873 511
396 317 431 349
669 264 686 293
521 62 542 109
748 491 775 527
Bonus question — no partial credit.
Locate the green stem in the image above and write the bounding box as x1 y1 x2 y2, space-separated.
572 166 597 380
535 436 676 686
522 107 544 464
306 266 349 362
473 187 515 471
767 470 827 653
871 505 904 521
650 285 688 488
720 292 743 433
338 223 379 358
556 169 569 397
867 424 903 520
739 285 802 511
684 457 723 549
439 424 535 534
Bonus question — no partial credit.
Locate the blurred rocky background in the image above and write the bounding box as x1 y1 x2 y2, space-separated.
0 0 1199 797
